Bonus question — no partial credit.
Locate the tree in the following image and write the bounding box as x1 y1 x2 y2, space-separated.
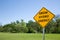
16 20 20 24
45 20 55 33
20 19 26 27
55 18 60 33
2 24 15 32
12 19 28 33
0 25 3 32
26 20 41 33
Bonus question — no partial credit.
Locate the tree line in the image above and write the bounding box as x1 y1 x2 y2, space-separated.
0 16 60 33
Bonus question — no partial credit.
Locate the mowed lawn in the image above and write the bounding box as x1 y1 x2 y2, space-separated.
0 33 60 40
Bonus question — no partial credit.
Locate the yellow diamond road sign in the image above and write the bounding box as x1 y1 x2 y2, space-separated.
33 7 55 28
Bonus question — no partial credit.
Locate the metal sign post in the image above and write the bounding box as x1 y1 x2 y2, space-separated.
42 28 45 40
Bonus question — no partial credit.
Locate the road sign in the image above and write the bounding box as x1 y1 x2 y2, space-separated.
33 7 55 28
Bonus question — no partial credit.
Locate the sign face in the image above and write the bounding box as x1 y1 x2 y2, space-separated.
33 7 55 28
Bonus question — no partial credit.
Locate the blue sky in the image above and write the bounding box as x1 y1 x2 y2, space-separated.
0 0 60 25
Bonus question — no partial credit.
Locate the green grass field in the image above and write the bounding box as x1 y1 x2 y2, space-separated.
0 33 60 40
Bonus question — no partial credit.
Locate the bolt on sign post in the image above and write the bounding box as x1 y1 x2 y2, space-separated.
33 7 55 40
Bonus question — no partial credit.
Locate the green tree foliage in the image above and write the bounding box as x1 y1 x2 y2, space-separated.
0 25 3 32
26 20 41 33
55 18 60 33
45 20 55 33
20 19 26 27
1 20 28 33
0 16 60 33
2 24 15 32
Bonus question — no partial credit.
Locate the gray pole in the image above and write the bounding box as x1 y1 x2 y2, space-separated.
42 28 45 40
